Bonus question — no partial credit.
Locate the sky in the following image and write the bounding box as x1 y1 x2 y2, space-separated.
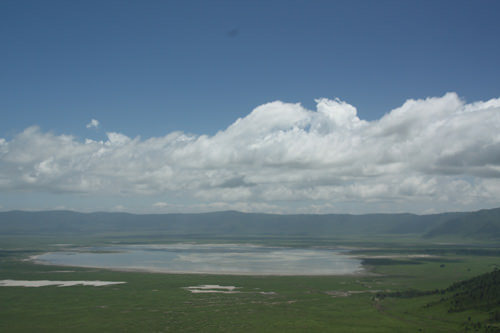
1 0 500 214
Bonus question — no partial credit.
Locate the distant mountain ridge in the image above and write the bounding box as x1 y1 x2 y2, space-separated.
0 208 499 239
422 207 500 239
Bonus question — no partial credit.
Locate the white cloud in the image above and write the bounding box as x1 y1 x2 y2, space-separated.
86 119 99 129
153 202 169 208
1 93 499 213
112 205 126 211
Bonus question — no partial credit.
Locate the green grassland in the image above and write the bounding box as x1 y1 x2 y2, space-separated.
1 235 500 332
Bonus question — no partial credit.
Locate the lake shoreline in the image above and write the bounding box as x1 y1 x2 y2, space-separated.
29 243 369 277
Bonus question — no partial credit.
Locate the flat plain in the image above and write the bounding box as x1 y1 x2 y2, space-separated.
1 234 499 332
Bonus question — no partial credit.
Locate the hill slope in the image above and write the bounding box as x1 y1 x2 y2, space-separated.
1 208 498 239
423 208 500 239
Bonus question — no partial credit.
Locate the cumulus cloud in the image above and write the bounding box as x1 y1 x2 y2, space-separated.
86 119 99 129
1 93 499 213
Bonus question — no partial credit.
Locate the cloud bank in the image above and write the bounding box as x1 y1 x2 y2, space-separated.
1 93 500 213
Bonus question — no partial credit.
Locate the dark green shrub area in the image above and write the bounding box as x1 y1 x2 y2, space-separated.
444 269 500 313
378 269 500 331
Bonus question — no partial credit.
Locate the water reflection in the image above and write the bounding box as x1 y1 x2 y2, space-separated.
36 244 362 275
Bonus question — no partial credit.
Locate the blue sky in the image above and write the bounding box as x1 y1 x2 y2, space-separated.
1 0 500 214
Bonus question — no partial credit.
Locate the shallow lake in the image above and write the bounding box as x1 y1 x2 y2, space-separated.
35 243 362 275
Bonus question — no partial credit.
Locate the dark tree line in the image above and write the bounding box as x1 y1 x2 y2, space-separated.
376 269 500 331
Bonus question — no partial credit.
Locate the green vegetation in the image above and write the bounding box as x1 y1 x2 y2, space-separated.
444 269 500 312
0 233 499 332
1 209 500 331
376 269 500 332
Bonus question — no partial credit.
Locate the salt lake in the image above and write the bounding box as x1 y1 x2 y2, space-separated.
34 243 362 275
